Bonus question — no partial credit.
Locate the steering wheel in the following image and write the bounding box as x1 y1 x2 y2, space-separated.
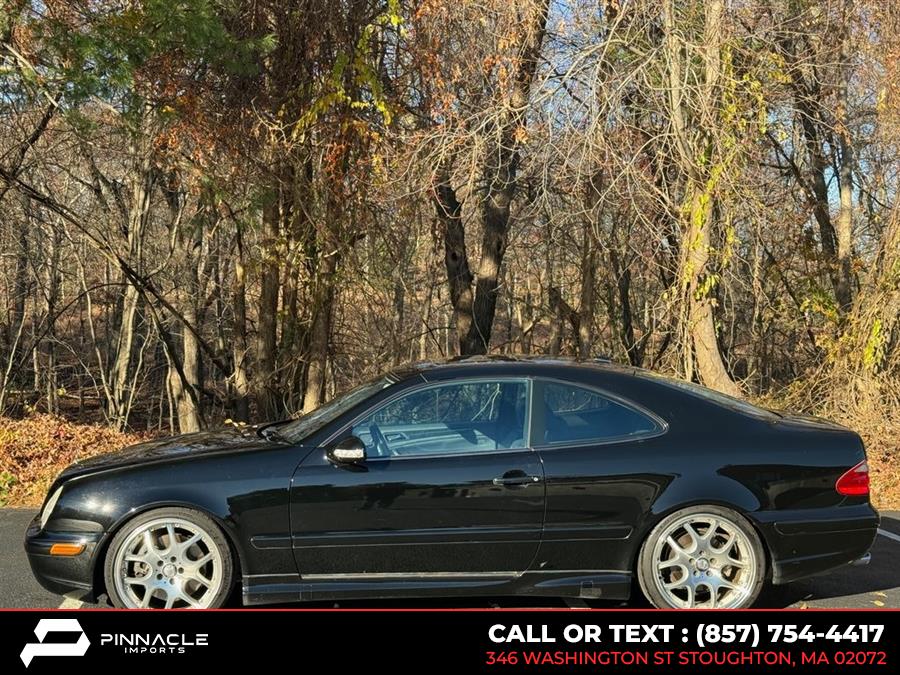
368 423 396 457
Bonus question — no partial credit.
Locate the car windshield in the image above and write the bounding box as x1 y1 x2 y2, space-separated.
278 375 395 443
637 371 778 420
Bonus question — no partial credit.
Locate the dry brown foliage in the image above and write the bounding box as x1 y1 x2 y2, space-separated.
0 414 147 507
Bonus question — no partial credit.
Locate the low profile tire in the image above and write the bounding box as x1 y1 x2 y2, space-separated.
637 505 765 609
104 507 234 609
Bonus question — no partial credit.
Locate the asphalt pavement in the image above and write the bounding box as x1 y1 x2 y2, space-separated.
2 507 898 609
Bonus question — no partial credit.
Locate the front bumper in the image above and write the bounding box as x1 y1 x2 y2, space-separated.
751 503 879 585
24 514 102 600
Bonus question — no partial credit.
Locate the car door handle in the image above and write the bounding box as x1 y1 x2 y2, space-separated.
492 474 541 486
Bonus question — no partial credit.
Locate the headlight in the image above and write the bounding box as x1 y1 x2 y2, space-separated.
39 486 64 529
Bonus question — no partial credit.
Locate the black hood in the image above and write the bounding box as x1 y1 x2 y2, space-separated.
58 426 279 481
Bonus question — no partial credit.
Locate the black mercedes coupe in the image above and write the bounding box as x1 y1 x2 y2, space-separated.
25 357 878 609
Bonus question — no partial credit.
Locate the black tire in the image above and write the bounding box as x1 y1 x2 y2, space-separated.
104 506 234 609
636 504 765 609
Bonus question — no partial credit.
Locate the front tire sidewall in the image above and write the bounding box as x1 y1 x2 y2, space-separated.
103 507 234 609
637 505 765 609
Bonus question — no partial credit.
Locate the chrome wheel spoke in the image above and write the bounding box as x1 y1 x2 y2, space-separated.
713 531 735 554
165 524 176 552
665 535 690 560
142 530 156 554
179 533 202 555
664 575 688 590
726 554 747 568
682 524 701 553
192 551 214 566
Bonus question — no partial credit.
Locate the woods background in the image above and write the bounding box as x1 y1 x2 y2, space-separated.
0 0 898 506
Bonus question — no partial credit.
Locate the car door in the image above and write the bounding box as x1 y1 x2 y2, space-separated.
531 378 667 573
290 378 545 577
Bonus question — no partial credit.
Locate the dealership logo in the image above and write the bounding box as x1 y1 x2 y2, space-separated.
20 619 90 667
100 632 208 654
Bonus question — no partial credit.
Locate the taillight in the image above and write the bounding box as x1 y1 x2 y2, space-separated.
835 460 870 496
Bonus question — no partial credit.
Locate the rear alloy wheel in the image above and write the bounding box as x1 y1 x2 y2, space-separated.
637 505 765 609
104 507 234 609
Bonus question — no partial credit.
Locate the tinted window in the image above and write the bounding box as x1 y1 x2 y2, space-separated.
540 382 659 445
352 380 529 458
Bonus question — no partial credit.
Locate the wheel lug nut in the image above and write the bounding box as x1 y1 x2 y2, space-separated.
169 579 175 585
178 568 184 574
171 556 177 562
156 574 162 580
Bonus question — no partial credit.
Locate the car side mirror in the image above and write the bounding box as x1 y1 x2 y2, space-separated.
327 436 367 465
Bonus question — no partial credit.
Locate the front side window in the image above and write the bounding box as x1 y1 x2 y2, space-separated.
351 380 529 458
539 381 660 445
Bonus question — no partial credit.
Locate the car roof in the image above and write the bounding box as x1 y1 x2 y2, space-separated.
391 355 637 382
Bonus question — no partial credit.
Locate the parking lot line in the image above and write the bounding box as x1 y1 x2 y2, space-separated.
877 528 900 544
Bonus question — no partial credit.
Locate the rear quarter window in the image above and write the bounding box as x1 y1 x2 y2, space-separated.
539 381 662 445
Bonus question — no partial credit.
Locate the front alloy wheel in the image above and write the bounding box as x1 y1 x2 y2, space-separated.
104 507 234 609
637 505 765 609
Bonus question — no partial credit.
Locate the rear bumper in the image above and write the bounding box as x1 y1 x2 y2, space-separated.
750 503 879 585
24 515 102 601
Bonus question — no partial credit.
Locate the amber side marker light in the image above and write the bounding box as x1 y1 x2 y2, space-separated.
49 543 85 556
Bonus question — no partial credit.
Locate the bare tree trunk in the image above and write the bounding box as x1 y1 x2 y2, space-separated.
231 227 251 422
107 136 154 429
548 286 580 356
578 225 596 359
844 203 900 375
777 5 856 315
433 174 474 356
168 301 201 433
302 251 337 413
43 220 62 413
684 185 741 395
0 208 29 407
109 281 140 428
665 0 740 396
609 243 639 365
256 200 281 419
391 267 406 365
835 9 856 313
433 0 550 356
